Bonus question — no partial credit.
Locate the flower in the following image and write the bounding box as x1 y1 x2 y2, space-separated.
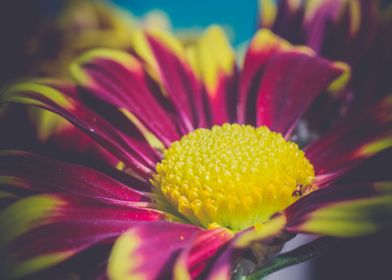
0 22 392 280
0 0 140 168
258 0 392 133
0 0 170 170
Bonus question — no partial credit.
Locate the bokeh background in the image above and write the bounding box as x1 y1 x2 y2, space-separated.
114 0 257 45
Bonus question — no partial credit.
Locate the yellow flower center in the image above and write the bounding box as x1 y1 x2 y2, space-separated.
152 124 315 231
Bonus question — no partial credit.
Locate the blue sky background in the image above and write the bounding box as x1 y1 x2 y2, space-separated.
113 0 258 45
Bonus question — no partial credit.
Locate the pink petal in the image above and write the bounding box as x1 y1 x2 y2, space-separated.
71 49 181 146
0 150 151 204
307 96 392 186
133 30 206 131
187 26 238 125
0 194 163 278
108 222 201 280
1 80 160 177
238 30 346 137
173 227 233 279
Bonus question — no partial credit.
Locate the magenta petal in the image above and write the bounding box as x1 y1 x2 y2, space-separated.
174 227 233 279
39 116 119 168
0 194 163 278
71 50 181 146
108 222 201 280
1 80 160 177
238 30 289 124
188 26 239 125
258 0 304 44
0 151 151 204
204 244 237 280
284 181 392 237
254 51 344 136
146 33 206 131
238 30 345 136
262 0 379 61
306 96 392 185
285 182 382 223
205 70 239 125
303 0 378 57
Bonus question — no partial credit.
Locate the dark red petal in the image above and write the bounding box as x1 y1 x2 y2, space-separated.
261 0 379 61
107 222 201 280
0 150 150 204
204 243 238 280
302 0 378 58
295 196 392 236
173 227 233 279
306 96 392 186
1 80 160 177
239 30 345 137
258 0 304 44
0 194 163 278
31 108 119 168
134 30 206 131
238 29 291 124
255 50 344 136
284 182 392 237
187 26 239 125
70 49 181 146
285 182 386 221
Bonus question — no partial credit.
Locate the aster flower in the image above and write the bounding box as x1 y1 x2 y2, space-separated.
0 23 391 280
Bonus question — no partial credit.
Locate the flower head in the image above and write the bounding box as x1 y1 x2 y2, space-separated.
153 124 315 230
0 10 391 280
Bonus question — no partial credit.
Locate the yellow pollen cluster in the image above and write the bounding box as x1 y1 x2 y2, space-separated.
152 124 315 231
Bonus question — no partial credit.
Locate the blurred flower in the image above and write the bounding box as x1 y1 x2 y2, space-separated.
0 21 391 280
0 0 145 167
0 1 202 162
258 0 392 134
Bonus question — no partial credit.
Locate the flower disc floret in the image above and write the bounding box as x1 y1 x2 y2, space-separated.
152 124 315 230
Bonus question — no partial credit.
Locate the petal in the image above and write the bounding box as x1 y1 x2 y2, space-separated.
285 181 390 220
29 108 119 167
70 49 181 147
306 96 392 185
303 0 351 53
287 195 392 237
187 25 238 125
202 216 289 279
258 0 278 29
258 0 304 43
255 51 346 136
107 222 201 280
285 181 392 237
303 0 378 55
234 214 287 249
204 244 237 280
238 29 291 123
262 0 379 59
0 194 163 278
238 30 347 137
1 80 159 177
0 150 150 204
132 30 206 131
173 227 233 279
0 190 17 200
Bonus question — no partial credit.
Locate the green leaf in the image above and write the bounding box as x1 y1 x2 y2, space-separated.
246 237 338 280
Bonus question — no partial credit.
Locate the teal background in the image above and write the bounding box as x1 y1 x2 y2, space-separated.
113 0 258 45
